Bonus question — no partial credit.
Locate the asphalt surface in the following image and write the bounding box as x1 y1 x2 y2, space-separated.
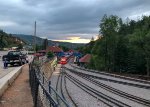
0 51 18 79
0 51 33 79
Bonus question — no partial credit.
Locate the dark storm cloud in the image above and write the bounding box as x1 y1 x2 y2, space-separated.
0 0 150 41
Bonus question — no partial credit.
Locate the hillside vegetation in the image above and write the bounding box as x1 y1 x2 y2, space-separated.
13 34 84 49
0 30 25 49
80 15 150 76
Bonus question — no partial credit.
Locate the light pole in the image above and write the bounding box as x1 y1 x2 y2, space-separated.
33 21 36 53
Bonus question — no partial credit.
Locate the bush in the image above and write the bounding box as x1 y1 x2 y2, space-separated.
47 51 54 58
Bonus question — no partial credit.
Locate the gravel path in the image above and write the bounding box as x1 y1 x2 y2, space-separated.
0 64 33 107
50 64 62 90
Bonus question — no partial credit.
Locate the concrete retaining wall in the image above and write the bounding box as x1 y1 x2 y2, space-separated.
0 66 23 97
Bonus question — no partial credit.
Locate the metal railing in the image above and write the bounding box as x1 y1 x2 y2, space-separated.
29 59 70 107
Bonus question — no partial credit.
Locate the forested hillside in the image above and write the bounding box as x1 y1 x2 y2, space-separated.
13 34 45 45
81 15 150 76
13 34 85 49
0 30 25 49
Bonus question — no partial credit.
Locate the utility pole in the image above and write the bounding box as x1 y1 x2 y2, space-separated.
33 21 36 53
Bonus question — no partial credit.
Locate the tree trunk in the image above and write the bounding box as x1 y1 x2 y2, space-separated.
146 58 150 76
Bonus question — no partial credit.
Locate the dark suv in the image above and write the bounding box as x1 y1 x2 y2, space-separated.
2 51 28 67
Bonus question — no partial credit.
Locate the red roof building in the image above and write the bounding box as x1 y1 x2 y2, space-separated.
67 49 74 53
79 54 91 63
47 46 63 53
38 50 46 53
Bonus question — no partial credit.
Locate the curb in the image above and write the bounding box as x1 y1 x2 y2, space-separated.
0 65 24 97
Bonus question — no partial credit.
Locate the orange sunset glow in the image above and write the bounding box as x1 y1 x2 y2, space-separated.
53 36 100 43
53 36 91 43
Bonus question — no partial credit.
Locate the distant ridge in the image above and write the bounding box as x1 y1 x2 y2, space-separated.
0 30 26 49
12 34 85 49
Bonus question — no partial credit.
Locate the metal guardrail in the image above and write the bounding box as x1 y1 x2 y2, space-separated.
29 61 70 107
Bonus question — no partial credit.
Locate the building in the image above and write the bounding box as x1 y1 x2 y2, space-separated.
79 54 91 67
47 46 63 56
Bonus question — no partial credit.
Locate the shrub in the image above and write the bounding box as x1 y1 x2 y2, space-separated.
47 51 54 58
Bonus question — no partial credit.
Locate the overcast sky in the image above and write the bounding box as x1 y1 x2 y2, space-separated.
0 0 150 43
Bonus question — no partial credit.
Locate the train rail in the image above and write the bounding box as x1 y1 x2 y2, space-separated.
56 67 77 107
70 64 150 85
70 70 150 106
56 70 69 106
66 67 150 89
63 73 78 107
60 71 66 100
65 72 131 107
61 67 78 107
55 70 61 105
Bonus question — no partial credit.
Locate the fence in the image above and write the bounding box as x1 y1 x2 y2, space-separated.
29 58 70 107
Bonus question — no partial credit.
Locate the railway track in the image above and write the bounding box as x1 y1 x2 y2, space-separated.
70 64 150 85
60 71 66 100
65 66 150 107
65 72 131 107
61 67 78 107
56 67 76 107
55 70 61 105
56 70 69 106
65 67 150 89
63 73 78 107
73 71 150 107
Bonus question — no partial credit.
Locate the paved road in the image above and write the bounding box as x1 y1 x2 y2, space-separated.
0 51 33 79
0 51 17 79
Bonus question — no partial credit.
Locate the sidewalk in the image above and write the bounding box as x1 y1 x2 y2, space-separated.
0 61 17 79
0 64 33 107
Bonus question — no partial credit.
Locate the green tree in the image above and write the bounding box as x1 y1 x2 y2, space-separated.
100 15 121 71
43 38 48 50
129 29 150 76
17 43 23 50
79 14 150 76
91 36 94 42
47 51 54 58
35 44 42 52
0 30 6 49
60 45 69 52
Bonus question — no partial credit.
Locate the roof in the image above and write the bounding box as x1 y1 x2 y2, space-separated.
34 53 43 57
79 54 91 63
68 49 74 52
38 50 46 53
65 50 74 54
47 46 63 53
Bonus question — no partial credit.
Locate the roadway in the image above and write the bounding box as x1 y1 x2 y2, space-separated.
0 51 33 79
0 51 17 79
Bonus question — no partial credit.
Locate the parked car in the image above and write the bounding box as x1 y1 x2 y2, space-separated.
2 51 28 67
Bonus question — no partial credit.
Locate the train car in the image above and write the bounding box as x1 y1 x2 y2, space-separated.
59 54 73 65
60 57 67 65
